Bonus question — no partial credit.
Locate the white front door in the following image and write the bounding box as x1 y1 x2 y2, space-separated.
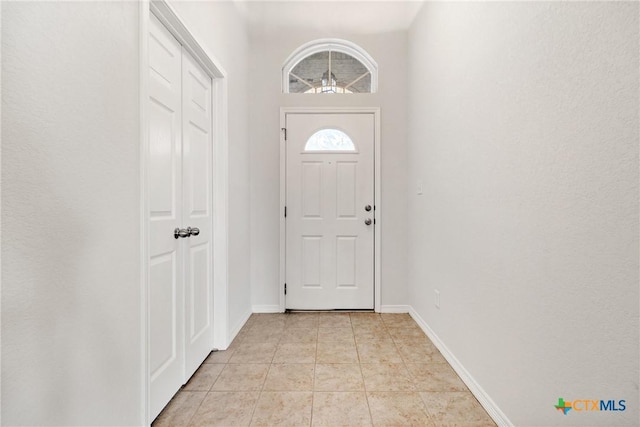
148 13 214 420
285 113 375 310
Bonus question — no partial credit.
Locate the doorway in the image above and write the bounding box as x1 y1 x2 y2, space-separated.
280 109 381 311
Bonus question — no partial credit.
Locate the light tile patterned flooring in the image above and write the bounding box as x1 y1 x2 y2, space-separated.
153 312 496 426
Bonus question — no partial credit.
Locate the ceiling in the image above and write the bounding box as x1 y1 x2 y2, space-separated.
234 1 425 34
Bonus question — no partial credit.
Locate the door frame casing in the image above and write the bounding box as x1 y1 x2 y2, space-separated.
140 1 229 424
279 107 382 313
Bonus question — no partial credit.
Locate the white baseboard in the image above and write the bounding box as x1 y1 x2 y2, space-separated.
227 308 252 347
252 304 283 313
379 304 411 313
408 307 513 427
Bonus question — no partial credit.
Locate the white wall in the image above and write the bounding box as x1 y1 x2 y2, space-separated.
1 1 252 425
248 11 408 311
169 0 252 348
2 2 142 425
407 2 639 426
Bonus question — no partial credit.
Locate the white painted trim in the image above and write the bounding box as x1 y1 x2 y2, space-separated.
212 77 230 352
150 0 226 79
0 1 3 419
408 307 514 427
379 305 410 313
282 38 378 93
227 308 252 349
0 1 3 421
0 2 2 424
252 305 283 313
141 1 229 423
373 109 381 313
279 118 287 313
138 2 150 424
279 107 382 312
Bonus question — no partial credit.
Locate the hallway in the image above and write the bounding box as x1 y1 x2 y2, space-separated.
3 1 638 425
153 313 495 426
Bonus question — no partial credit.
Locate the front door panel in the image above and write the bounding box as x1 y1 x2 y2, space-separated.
286 113 375 310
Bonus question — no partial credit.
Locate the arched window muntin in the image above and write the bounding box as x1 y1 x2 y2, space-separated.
282 39 378 94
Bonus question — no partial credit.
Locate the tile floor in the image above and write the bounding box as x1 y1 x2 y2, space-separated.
153 312 496 427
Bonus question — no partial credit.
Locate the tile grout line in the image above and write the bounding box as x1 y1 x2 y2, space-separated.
186 392 203 427
187 364 221 427
308 316 319 426
247 316 279 427
239 321 262 427
351 313 376 427
310 321 319 427
385 316 438 426
387 319 418 393
184 351 229 426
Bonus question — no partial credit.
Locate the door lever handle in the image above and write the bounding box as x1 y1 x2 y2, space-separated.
174 228 190 239
188 227 200 237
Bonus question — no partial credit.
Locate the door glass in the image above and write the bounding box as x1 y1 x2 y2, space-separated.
304 129 356 152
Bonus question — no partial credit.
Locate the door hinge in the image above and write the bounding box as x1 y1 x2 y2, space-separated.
281 127 287 141
284 206 287 218
284 283 287 295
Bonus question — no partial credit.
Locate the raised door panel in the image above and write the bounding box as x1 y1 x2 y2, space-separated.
301 162 322 218
301 236 322 288
149 253 178 377
336 236 357 288
149 100 178 216
188 242 211 340
336 162 357 218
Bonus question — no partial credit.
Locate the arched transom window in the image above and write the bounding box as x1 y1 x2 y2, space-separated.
283 39 378 94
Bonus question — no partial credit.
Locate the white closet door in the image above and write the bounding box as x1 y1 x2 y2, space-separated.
181 50 214 379
148 13 184 421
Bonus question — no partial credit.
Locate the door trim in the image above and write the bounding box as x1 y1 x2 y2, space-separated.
140 1 229 424
279 107 381 313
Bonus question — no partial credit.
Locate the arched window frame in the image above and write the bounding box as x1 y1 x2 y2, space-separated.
282 39 378 94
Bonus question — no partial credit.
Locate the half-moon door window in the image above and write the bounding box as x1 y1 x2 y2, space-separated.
305 129 356 152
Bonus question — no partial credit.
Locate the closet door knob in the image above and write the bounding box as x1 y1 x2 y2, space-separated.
174 228 190 239
188 227 200 237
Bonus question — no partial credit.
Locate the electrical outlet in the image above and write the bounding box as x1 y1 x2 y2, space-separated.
434 289 440 309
